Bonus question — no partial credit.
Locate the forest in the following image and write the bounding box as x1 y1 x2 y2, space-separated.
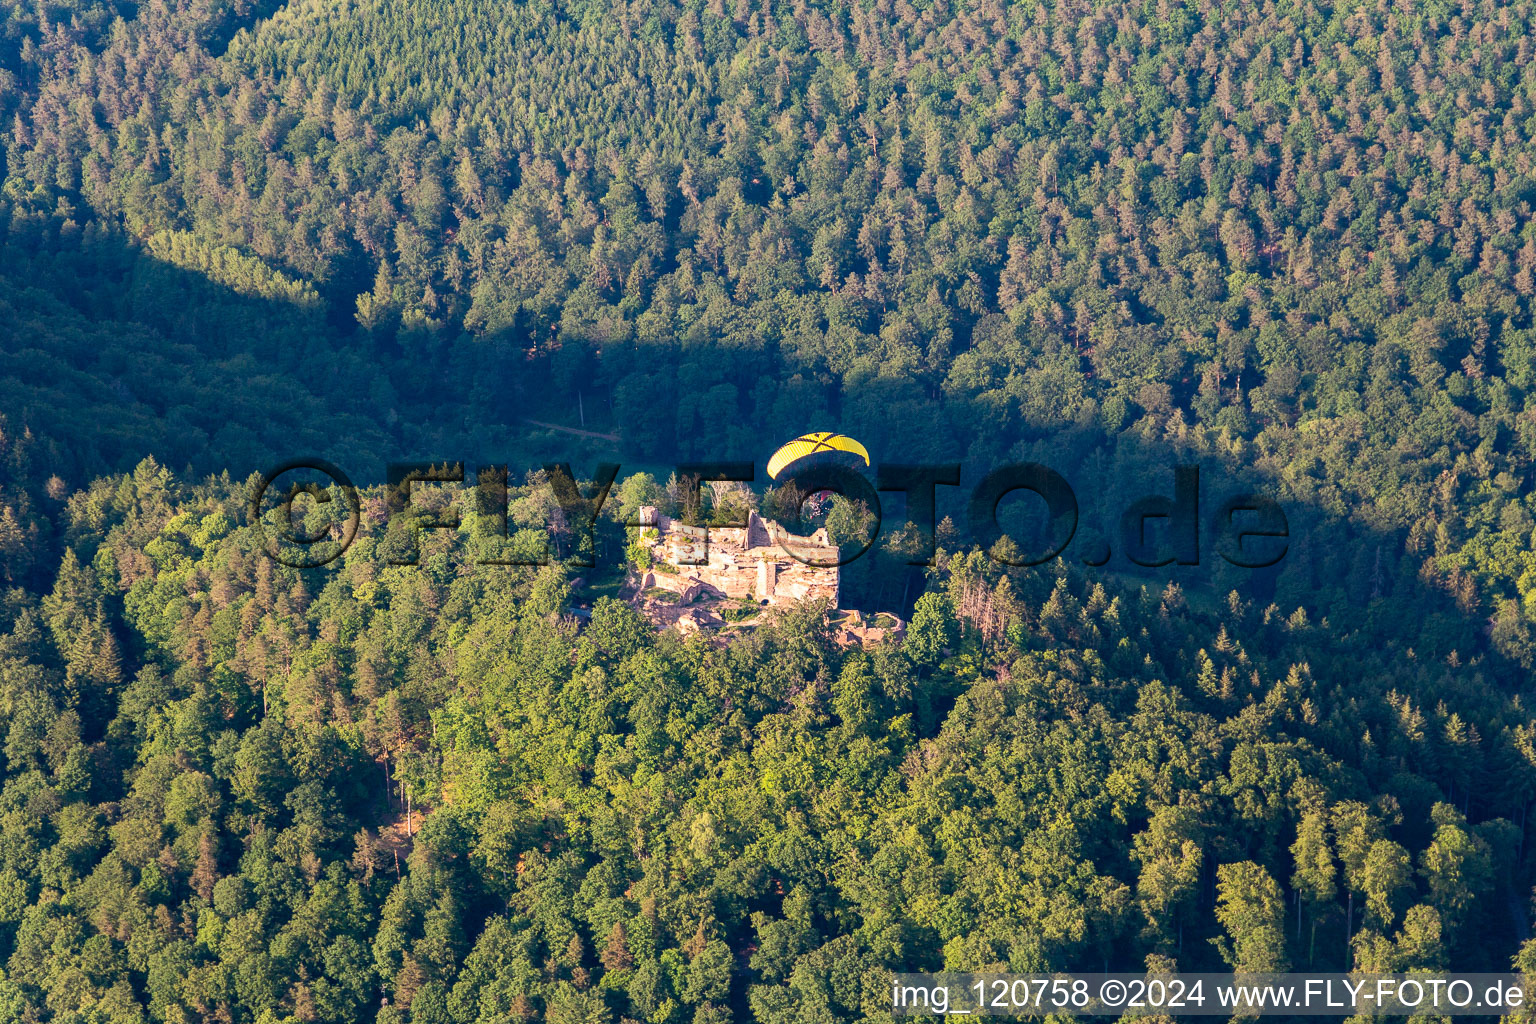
2 0 1536 1018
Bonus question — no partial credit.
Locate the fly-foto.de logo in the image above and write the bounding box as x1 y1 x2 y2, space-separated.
249 446 1288 572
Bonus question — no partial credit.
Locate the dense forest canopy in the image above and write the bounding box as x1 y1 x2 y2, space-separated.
1 0 1536 1019
0 449 1530 1024
5 0 1536 650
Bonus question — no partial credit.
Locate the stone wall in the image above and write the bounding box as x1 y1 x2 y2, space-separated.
636 507 839 607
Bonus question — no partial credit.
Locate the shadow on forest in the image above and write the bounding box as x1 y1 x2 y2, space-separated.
0 217 546 482
1 218 1517 686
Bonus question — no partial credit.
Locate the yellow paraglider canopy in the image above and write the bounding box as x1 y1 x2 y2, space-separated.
767 432 870 479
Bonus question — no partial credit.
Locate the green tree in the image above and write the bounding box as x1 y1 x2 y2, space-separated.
1290 810 1334 965
1212 862 1289 972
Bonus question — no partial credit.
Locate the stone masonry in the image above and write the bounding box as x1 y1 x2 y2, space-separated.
634 506 839 606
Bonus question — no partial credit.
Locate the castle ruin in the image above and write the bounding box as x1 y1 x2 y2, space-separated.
633 506 840 606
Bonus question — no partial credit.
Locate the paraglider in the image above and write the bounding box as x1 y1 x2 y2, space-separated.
766 432 871 518
766 432 870 480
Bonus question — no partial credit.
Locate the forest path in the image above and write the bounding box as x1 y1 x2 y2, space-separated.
521 418 620 442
